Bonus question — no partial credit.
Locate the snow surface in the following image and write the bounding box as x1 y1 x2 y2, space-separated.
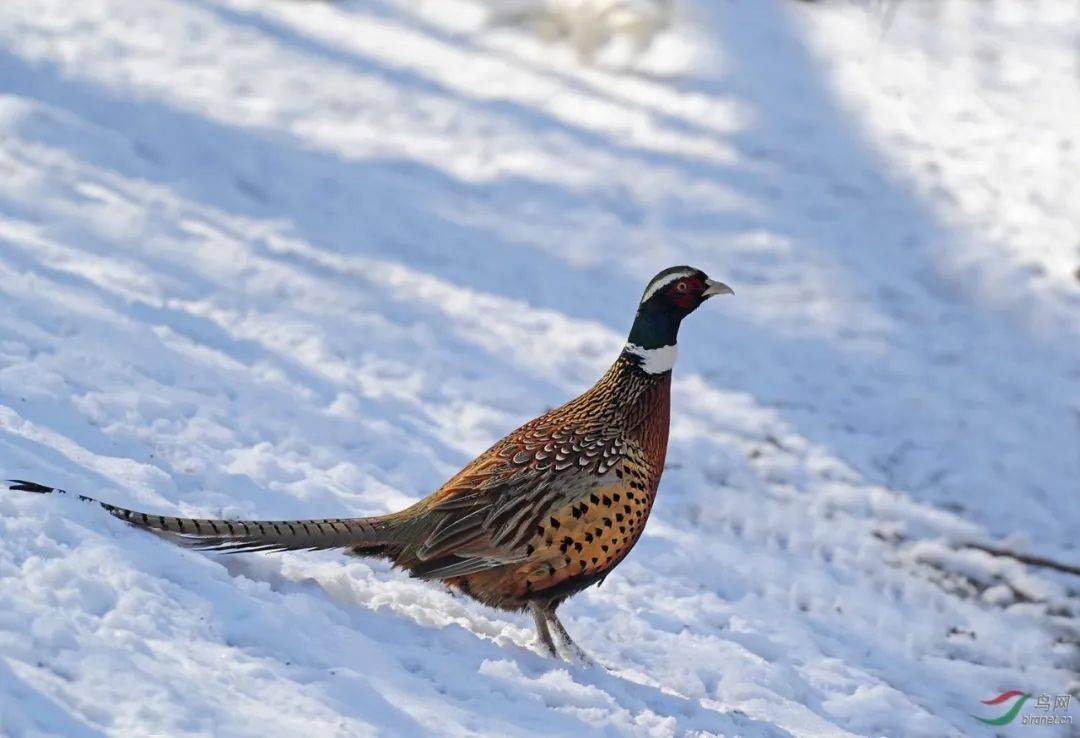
0 0 1077 736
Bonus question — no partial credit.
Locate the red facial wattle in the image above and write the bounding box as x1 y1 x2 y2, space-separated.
669 278 704 309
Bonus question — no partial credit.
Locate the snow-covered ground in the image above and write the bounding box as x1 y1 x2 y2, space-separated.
0 0 1077 735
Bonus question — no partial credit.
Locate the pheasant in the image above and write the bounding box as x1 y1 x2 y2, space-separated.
8 266 732 661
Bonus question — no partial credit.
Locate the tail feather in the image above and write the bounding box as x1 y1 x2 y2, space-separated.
7 479 398 554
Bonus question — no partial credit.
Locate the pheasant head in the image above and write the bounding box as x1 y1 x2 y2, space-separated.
625 266 733 374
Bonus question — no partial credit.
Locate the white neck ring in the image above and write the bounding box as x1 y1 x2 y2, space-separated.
624 343 678 374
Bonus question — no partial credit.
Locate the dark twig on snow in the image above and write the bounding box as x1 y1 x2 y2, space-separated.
961 542 1080 577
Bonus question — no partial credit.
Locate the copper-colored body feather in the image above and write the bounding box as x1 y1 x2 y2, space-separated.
390 354 671 611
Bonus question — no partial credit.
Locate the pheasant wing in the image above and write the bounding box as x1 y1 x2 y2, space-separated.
412 421 626 575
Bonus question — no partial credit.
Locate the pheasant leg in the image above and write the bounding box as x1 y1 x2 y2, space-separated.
545 608 595 665
529 602 558 657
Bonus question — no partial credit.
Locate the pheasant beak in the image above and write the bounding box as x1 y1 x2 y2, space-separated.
702 278 734 298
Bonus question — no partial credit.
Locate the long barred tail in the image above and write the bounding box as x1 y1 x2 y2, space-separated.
7 480 398 554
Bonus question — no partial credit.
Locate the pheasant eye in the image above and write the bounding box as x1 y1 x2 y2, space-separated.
676 282 688 293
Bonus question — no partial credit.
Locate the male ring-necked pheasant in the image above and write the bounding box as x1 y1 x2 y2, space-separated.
9 266 732 661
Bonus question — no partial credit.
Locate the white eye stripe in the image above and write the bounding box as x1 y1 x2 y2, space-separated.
640 269 695 303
